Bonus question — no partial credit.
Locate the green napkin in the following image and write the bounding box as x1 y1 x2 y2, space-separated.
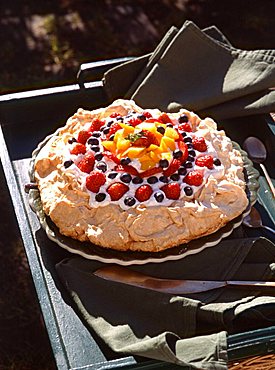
103 21 275 119
56 237 275 369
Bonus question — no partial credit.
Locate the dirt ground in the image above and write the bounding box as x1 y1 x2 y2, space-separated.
0 1 275 369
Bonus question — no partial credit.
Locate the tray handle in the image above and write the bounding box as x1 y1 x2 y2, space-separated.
77 57 134 88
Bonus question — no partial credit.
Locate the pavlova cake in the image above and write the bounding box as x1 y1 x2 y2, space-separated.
33 99 249 252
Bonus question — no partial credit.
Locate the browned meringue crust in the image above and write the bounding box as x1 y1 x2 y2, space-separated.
34 99 249 252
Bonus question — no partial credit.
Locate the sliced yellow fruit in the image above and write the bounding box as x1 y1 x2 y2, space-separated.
120 123 135 135
149 151 161 163
135 122 156 131
165 127 179 140
117 138 131 152
140 159 156 171
161 152 172 161
162 136 176 150
114 129 124 143
101 140 117 153
124 147 146 159
147 144 159 151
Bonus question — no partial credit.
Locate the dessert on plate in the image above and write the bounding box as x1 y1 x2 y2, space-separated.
33 99 249 252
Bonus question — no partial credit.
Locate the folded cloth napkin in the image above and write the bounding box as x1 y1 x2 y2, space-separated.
56 237 275 370
103 21 275 119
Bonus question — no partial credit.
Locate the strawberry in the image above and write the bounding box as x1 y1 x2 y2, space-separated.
70 142 87 155
107 122 122 138
158 113 172 124
177 141 189 163
77 152 95 173
163 159 181 177
184 171 203 186
140 167 162 178
142 111 152 119
88 118 104 133
195 155 214 169
128 130 158 147
115 164 140 176
77 130 91 144
135 184 153 202
161 183 181 200
178 122 192 132
128 117 142 127
107 182 129 200
103 152 121 164
109 112 121 118
192 137 207 152
86 171 106 193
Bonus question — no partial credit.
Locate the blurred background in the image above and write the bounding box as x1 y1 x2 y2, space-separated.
0 1 274 369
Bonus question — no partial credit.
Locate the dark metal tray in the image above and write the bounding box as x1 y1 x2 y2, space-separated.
0 59 274 369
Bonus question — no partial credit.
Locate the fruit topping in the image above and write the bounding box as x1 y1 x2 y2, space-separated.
77 153 95 173
68 137 77 144
214 158 221 166
88 119 104 132
192 136 207 152
64 160 73 168
120 157 131 165
141 111 152 119
158 113 172 124
178 166 187 176
184 171 203 186
163 158 181 177
108 171 118 179
107 182 129 201
135 184 153 202
161 183 181 200
154 191 164 203
70 142 86 155
157 126 165 135
77 130 91 144
107 122 122 139
95 161 107 172
178 122 192 132
184 186 193 196
147 176 158 184
159 159 169 168
109 112 121 118
86 171 106 193
132 176 143 184
120 173 132 183
95 193 106 202
124 196 136 207
195 155 214 169
115 164 139 176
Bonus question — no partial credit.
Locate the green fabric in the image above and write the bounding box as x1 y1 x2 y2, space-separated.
103 21 275 119
56 237 275 369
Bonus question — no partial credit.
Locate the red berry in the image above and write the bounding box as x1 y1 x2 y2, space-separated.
195 155 214 169
115 164 140 176
142 111 152 119
177 141 189 163
107 122 122 138
88 118 104 132
192 137 207 152
131 130 159 147
163 159 181 177
128 117 142 127
178 122 192 132
70 142 86 155
135 184 153 202
103 152 121 164
109 112 121 118
77 153 95 173
107 182 129 201
77 130 91 144
161 183 181 200
158 113 172 124
86 171 106 193
184 171 203 186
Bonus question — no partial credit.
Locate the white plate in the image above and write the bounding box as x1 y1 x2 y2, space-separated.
29 138 259 266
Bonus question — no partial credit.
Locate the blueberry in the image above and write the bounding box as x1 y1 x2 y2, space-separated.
173 149 183 159
95 152 103 161
88 137 99 145
96 161 107 172
90 145 100 152
109 134 115 141
95 193 106 202
120 157 131 165
178 114 189 123
159 159 169 168
154 192 164 203
64 160 73 168
187 143 193 149
157 126 165 135
188 149 196 157
120 173 132 183
147 176 158 184
124 196 136 207
184 186 193 196
159 175 169 183
103 126 110 135
68 137 77 144
178 166 187 176
214 158 221 166
108 171 118 179
166 123 173 128
92 131 101 138
187 155 195 162
107 120 114 127
132 176 143 184
180 132 187 138
170 173 180 181
185 161 193 168
184 136 192 143
116 117 124 122
137 114 146 121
